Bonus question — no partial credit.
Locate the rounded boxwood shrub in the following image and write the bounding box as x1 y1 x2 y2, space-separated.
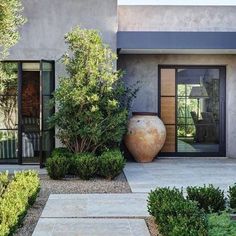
75 153 98 180
147 187 208 236
51 148 77 175
98 149 126 180
147 187 185 216
186 184 226 213
228 183 236 210
46 155 69 180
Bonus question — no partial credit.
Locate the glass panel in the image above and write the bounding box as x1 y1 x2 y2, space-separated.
177 68 220 153
42 130 54 164
42 62 53 95
41 61 54 165
0 95 18 129
0 130 18 161
22 63 40 71
22 66 40 163
43 96 53 130
0 62 18 95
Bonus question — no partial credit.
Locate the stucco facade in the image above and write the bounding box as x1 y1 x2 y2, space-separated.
118 5 236 31
8 0 117 86
118 5 236 157
4 2 236 159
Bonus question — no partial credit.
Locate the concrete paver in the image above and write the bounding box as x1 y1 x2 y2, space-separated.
41 193 149 218
124 158 236 193
33 218 150 236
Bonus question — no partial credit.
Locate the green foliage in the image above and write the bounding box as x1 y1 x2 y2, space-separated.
187 185 226 213
147 187 184 216
0 63 18 130
50 148 78 175
46 154 69 180
147 187 208 236
208 212 236 236
98 149 125 180
74 153 98 180
49 26 137 154
0 170 40 236
0 171 9 197
0 0 26 59
228 183 236 210
51 147 72 158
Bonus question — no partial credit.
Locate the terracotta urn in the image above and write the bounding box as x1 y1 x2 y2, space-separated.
124 112 166 163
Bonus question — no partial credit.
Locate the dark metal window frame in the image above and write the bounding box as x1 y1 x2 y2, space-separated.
158 65 226 157
0 60 55 166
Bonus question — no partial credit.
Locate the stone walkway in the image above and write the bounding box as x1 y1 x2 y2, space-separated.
124 158 236 193
33 194 150 236
9 157 236 235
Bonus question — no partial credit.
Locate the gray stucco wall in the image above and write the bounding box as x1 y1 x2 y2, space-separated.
118 6 236 31
9 0 117 60
7 0 117 148
118 54 236 157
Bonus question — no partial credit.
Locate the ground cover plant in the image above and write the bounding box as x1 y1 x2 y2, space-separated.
0 170 40 236
208 212 236 236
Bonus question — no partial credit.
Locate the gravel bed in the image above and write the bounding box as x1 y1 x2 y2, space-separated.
145 217 161 236
14 172 131 236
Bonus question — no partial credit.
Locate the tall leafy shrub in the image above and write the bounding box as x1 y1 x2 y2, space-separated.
49 27 137 153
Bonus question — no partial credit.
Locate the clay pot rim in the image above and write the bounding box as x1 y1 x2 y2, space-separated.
132 112 158 116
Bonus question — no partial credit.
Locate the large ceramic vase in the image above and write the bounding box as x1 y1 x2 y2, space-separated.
124 112 166 163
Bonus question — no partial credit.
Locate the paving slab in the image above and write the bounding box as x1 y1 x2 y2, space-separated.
32 218 150 236
124 158 236 193
41 193 149 218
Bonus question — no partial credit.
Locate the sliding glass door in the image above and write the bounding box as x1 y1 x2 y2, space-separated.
159 66 226 156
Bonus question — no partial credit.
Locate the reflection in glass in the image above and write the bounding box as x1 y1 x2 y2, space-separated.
177 68 220 153
0 130 18 160
0 62 18 130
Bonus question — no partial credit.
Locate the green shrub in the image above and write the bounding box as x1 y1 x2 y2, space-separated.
75 153 98 180
186 185 226 213
0 170 40 236
49 27 137 154
46 155 69 180
228 183 236 210
148 187 208 236
98 149 125 180
51 147 72 158
50 147 77 175
147 187 184 216
0 171 9 197
208 212 236 236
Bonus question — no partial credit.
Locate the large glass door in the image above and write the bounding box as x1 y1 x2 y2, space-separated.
159 66 226 156
18 61 55 165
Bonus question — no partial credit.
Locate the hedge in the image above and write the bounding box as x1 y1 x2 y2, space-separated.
0 170 40 236
147 187 208 236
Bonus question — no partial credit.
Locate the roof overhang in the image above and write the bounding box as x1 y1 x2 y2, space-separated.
117 31 236 54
